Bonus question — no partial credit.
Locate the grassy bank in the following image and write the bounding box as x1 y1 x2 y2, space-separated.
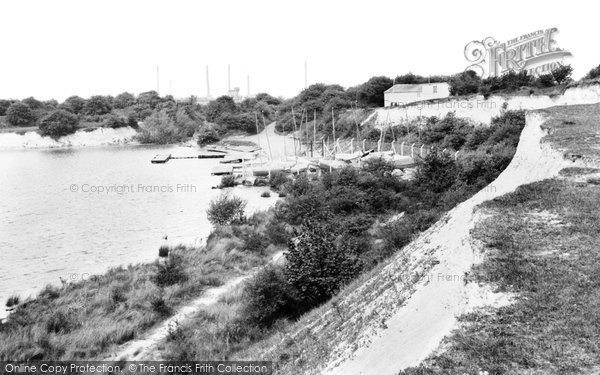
0 211 283 361
401 175 600 374
399 103 600 374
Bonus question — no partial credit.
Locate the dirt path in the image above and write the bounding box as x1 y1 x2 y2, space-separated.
323 113 570 375
107 250 284 361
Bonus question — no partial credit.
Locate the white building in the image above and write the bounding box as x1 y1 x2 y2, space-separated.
384 82 450 107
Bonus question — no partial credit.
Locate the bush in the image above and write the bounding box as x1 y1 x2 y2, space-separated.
585 64 600 80
261 191 271 198
197 125 221 146
206 194 246 226
285 220 361 308
268 171 289 191
59 96 86 114
152 254 188 287
0 99 13 116
45 311 75 334
83 95 112 115
103 113 129 128
6 102 34 126
242 266 299 327
551 64 573 85
535 73 555 88
151 297 172 316
449 70 481 96
243 230 267 254
219 175 236 188
38 110 79 138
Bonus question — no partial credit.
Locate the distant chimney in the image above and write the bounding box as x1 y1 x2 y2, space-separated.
206 65 211 98
304 60 307 89
156 65 160 94
247 74 250 97
228 64 231 92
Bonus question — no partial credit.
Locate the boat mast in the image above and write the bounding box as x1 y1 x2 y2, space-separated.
255 112 263 163
331 107 336 158
291 107 298 161
262 114 273 161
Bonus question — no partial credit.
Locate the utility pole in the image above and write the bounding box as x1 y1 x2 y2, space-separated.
227 64 231 92
156 65 160 94
206 65 211 98
247 74 250 97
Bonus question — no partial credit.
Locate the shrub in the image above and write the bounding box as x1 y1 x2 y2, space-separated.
268 171 289 191
206 194 246 226
585 64 600 80
551 64 573 85
38 110 79 138
152 254 188 287
0 99 13 116
103 113 129 128
243 230 267 254
219 175 236 188
151 297 172 316
264 218 289 245
45 311 75 334
197 125 220 146
83 95 112 115
414 150 458 194
449 70 481 96
59 96 86 114
261 191 271 198
285 220 362 308
535 73 555 88
6 102 34 126
243 266 299 327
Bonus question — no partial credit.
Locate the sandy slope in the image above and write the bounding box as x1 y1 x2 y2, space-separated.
322 113 570 375
0 126 138 149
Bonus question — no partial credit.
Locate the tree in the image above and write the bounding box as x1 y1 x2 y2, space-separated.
357 76 394 107
6 102 34 126
585 64 600 80
206 96 237 122
255 93 281 105
136 91 162 109
59 96 86 114
22 97 43 110
0 100 13 116
206 194 246 226
83 95 112 115
38 110 79 138
285 219 361 307
448 70 481 96
112 92 135 109
551 64 573 85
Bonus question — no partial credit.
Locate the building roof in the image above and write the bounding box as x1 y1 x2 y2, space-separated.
385 82 449 93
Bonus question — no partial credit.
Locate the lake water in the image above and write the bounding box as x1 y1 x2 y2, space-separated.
0 145 277 318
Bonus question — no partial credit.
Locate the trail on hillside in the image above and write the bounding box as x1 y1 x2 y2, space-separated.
322 113 570 375
228 122 299 161
108 251 284 361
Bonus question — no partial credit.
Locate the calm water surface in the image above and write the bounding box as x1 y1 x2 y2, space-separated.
0 145 275 318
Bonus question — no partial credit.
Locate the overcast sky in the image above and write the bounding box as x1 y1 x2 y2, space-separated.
1 0 598 101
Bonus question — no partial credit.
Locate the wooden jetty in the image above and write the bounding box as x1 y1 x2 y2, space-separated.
151 154 171 163
151 153 225 163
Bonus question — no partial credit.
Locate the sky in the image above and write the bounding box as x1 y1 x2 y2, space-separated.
1 0 598 102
